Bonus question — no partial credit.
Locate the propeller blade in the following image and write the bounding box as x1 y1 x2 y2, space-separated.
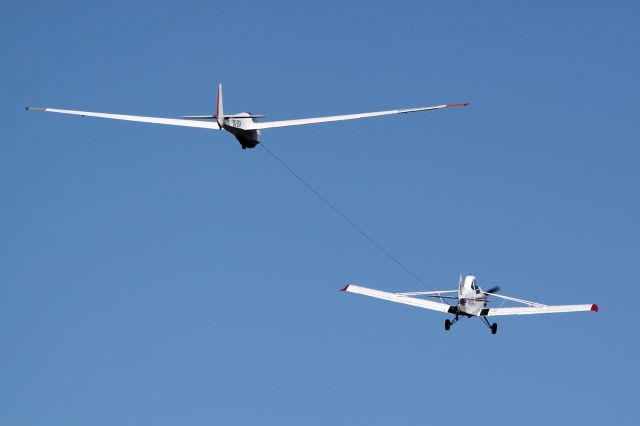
484 285 501 294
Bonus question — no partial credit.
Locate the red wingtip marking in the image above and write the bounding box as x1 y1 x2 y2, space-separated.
340 284 349 292
591 304 599 312
447 102 470 108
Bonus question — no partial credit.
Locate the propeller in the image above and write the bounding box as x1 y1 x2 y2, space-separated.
484 285 501 294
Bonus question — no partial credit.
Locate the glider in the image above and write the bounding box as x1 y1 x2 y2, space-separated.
26 83 469 149
341 275 598 334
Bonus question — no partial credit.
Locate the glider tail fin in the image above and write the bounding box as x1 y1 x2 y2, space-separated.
216 83 224 126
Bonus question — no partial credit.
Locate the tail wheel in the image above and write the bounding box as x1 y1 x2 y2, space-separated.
444 319 451 331
491 323 497 335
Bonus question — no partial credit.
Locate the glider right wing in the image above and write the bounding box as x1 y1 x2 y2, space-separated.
26 107 221 130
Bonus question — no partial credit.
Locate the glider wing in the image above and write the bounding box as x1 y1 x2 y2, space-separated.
27 107 221 130
246 103 469 130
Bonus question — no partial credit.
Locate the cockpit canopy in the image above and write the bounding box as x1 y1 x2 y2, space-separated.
460 275 480 294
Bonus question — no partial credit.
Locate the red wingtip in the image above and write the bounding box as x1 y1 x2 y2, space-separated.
447 102 470 108
340 284 350 292
591 304 599 312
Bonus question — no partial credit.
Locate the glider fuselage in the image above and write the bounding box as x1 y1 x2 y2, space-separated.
221 114 261 149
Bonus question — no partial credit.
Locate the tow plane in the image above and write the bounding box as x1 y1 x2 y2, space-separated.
341 275 598 334
26 83 468 149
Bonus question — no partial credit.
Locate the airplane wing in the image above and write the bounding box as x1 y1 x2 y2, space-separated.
341 284 454 314
480 292 598 316
245 103 469 130
482 304 598 316
26 107 221 130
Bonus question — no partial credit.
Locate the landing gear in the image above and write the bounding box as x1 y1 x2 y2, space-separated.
481 316 498 335
445 316 461 331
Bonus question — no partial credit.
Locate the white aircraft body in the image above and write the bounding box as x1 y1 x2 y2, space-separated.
26 84 469 149
341 275 598 334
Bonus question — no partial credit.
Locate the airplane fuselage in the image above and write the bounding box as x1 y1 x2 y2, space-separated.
456 275 487 316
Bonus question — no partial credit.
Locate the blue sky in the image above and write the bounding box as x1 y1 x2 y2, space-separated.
2 0 639 424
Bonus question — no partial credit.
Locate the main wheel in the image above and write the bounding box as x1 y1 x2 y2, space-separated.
491 323 497 335
445 319 451 331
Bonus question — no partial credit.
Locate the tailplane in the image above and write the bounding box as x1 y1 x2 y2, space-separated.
181 84 265 122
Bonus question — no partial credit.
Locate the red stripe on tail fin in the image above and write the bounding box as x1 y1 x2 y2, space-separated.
216 83 223 118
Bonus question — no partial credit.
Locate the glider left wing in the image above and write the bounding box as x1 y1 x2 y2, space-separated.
341 284 454 313
246 103 469 130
